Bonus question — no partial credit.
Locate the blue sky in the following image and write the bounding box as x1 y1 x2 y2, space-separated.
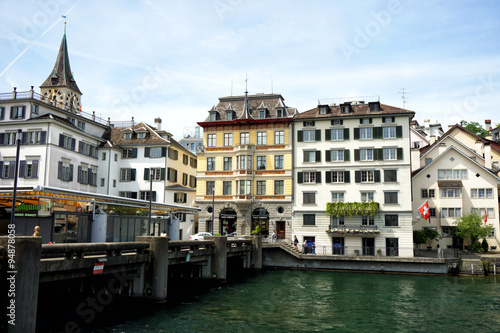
1 0 499 139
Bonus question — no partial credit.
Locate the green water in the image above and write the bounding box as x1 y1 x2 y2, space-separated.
111 270 500 333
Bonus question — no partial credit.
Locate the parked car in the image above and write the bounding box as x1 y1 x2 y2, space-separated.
227 232 238 238
189 232 212 240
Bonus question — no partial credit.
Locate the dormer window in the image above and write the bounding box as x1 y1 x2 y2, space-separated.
124 133 132 140
369 101 380 112
226 111 233 121
138 132 147 139
340 103 351 114
259 110 266 119
276 108 287 118
209 112 217 121
319 105 330 115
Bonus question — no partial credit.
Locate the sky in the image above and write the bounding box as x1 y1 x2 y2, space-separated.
1 0 499 140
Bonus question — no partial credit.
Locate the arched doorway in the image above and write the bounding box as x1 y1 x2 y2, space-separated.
252 208 269 235
220 208 237 236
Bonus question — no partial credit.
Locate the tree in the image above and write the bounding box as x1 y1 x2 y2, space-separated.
413 230 427 247
460 120 489 138
454 213 492 252
413 229 440 248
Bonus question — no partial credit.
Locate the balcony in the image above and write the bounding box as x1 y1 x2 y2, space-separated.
234 144 255 153
326 225 380 235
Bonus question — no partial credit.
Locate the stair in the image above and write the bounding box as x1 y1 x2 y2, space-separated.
460 259 485 276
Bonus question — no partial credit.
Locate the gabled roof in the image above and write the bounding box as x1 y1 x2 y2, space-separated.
40 33 81 94
420 135 482 160
420 124 500 155
412 145 500 182
294 103 414 120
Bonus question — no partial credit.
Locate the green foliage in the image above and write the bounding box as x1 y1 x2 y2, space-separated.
460 120 489 138
251 224 261 235
326 202 380 218
481 239 489 253
423 228 441 247
413 230 427 246
454 213 493 252
215 233 222 236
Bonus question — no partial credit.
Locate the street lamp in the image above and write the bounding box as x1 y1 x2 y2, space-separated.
10 129 22 227
148 167 153 235
211 189 214 234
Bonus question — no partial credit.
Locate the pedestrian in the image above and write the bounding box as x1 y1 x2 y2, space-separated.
160 230 168 237
312 242 316 255
32 226 41 237
437 243 442 258
271 230 276 243
293 235 299 250
303 240 308 254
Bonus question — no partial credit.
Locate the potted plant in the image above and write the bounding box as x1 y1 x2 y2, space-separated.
354 249 360 256
376 249 382 256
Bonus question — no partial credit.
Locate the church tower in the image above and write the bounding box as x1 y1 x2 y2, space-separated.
40 28 82 113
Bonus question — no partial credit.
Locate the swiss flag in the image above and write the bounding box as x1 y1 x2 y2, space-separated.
484 208 488 224
418 200 431 223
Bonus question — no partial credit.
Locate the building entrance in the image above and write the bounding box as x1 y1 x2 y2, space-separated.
220 208 237 235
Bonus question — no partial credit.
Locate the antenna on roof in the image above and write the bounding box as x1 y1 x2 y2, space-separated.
245 74 248 93
398 88 410 109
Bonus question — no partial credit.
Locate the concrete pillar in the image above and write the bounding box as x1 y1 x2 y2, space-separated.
0 236 41 333
251 235 262 270
136 236 169 300
205 236 227 280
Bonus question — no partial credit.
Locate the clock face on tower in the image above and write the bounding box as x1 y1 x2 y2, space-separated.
43 89 63 103
66 91 80 110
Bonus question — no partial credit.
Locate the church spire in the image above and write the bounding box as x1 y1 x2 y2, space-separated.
40 28 81 94
239 76 253 120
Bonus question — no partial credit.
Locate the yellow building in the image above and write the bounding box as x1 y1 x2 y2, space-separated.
196 92 296 238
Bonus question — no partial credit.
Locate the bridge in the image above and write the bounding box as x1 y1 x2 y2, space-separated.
0 236 262 333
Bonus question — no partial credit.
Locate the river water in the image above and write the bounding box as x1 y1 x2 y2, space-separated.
106 270 500 333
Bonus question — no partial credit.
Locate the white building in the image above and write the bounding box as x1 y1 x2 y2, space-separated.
412 124 500 250
293 100 415 257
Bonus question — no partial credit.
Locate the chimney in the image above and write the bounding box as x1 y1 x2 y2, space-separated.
429 135 436 144
485 119 492 131
154 117 162 130
484 143 492 169
475 140 482 155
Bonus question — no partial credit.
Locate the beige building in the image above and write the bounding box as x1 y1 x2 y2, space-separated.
196 92 296 238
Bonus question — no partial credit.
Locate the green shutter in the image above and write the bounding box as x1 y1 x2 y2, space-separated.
297 172 303 184
325 171 331 183
355 171 361 183
161 168 166 180
344 171 350 183
375 149 384 160
344 150 350 161
397 148 403 160
396 126 403 138
316 150 321 162
131 169 136 181
374 170 381 182
298 131 303 142
344 128 349 140
325 129 331 141
325 150 331 162
144 147 150 157
144 168 150 181
315 129 321 141
354 128 360 139
303 151 309 162
162 147 167 157
374 127 382 139
315 171 321 183
131 148 138 158
354 149 360 161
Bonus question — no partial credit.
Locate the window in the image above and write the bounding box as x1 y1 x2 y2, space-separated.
429 208 436 217
240 132 250 144
167 167 177 182
146 147 161 158
31 104 39 115
189 175 196 188
362 216 374 225
361 170 374 182
256 181 266 195
168 148 178 160
359 128 373 139
303 192 316 204
209 112 217 121
238 180 252 194
471 208 494 219
119 191 135 198
303 214 315 226
438 169 467 179
113 179 116 187
59 134 74 150
384 192 398 204
257 132 267 145
238 155 252 170
100 178 105 187
329 171 345 183
207 157 215 171
303 130 316 142
303 171 317 184
383 148 397 160
360 118 371 124
319 106 328 115
140 191 157 202
174 193 187 203
471 188 493 198
259 110 266 119
442 227 457 238
277 109 286 118
383 117 394 123
360 149 373 161
274 131 284 144
425 158 432 165
223 157 232 171
226 111 233 121
114 154 118 162
384 170 397 182
274 155 284 169
331 192 345 202
224 133 233 146
102 152 106 161
182 173 188 186
78 165 89 184
421 189 435 198
361 192 374 202
303 150 320 163
25 130 45 144
10 106 25 119
77 120 85 131
329 150 344 162
206 181 215 195
274 180 284 195
441 208 462 218
207 134 216 147
329 129 344 141
190 157 197 168
137 132 147 139
257 156 266 169
57 161 73 182
383 127 396 138
1 162 12 178
331 216 345 226
120 168 134 181
150 168 161 181
124 133 132 140
223 181 232 195
440 188 462 198
122 148 136 159
385 214 399 226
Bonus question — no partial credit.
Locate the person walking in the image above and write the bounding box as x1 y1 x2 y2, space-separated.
303 240 308 254
32 226 41 237
312 242 316 255
293 235 299 251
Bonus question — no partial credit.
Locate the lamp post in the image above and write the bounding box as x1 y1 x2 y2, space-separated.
148 167 153 235
211 189 214 234
10 129 22 227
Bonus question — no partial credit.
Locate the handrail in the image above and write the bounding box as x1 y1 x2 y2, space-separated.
41 241 150 259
